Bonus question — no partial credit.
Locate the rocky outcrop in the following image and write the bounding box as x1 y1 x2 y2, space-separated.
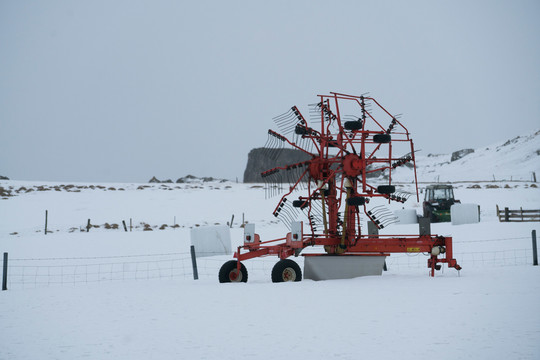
451 149 474 162
0 175 9 180
149 176 174 183
243 148 312 183
242 148 392 182
176 175 222 183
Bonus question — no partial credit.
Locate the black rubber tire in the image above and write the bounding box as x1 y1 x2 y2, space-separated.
271 259 302 282
219 260 248 283
377 185 396 194
295 125 309 135
344 121 362 131
373 134 391 143
347 196 366 206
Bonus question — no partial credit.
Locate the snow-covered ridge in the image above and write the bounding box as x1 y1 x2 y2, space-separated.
395 129 540 183
0 179 236 199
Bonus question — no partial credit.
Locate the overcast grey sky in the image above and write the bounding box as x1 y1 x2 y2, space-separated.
1 0 539 183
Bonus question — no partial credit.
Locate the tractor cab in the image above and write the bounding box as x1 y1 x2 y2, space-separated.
423 184 460 222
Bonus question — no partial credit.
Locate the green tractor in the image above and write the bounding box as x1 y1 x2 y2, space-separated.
422 184 460 222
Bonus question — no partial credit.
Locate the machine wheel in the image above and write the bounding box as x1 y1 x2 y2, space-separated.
219 260 248 283
344 121 363 130
373 134 391 143
271 259 302 283
295 124 309 135
347 196 366 206
377 185 396 194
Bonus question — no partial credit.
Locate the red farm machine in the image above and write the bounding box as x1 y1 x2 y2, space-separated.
219 92 461 283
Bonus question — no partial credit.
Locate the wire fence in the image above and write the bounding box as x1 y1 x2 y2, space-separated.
2 234 537 288
2 251 282 289
5 253 194 289
386 248 533 270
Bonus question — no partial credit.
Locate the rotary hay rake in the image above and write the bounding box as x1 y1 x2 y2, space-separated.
219 92 461 283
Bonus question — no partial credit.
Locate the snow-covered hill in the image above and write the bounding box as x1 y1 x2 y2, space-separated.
392 129 540 183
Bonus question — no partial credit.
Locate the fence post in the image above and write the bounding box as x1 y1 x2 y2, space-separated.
122 220 128 232
2 252 7 291
504 207 509 222
367 221 386 270
533 230 538 266
419 217 431 236
45 210 48 235
190 245 199 280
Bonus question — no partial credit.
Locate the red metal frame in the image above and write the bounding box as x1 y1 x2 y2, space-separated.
231 93 461 277
234 233 460 277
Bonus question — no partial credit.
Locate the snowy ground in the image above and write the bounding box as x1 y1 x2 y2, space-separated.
1 179 539 359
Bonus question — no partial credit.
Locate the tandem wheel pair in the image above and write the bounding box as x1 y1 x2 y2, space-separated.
218 259 302 283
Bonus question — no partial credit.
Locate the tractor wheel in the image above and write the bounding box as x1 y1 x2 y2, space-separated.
377 185 396 194
271 259 302 283
373 134 391 143
219 260 248 283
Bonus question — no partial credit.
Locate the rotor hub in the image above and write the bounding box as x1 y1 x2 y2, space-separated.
308 157 328 181
343 153 363 178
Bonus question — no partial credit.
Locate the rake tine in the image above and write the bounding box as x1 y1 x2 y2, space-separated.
272 108 294 121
